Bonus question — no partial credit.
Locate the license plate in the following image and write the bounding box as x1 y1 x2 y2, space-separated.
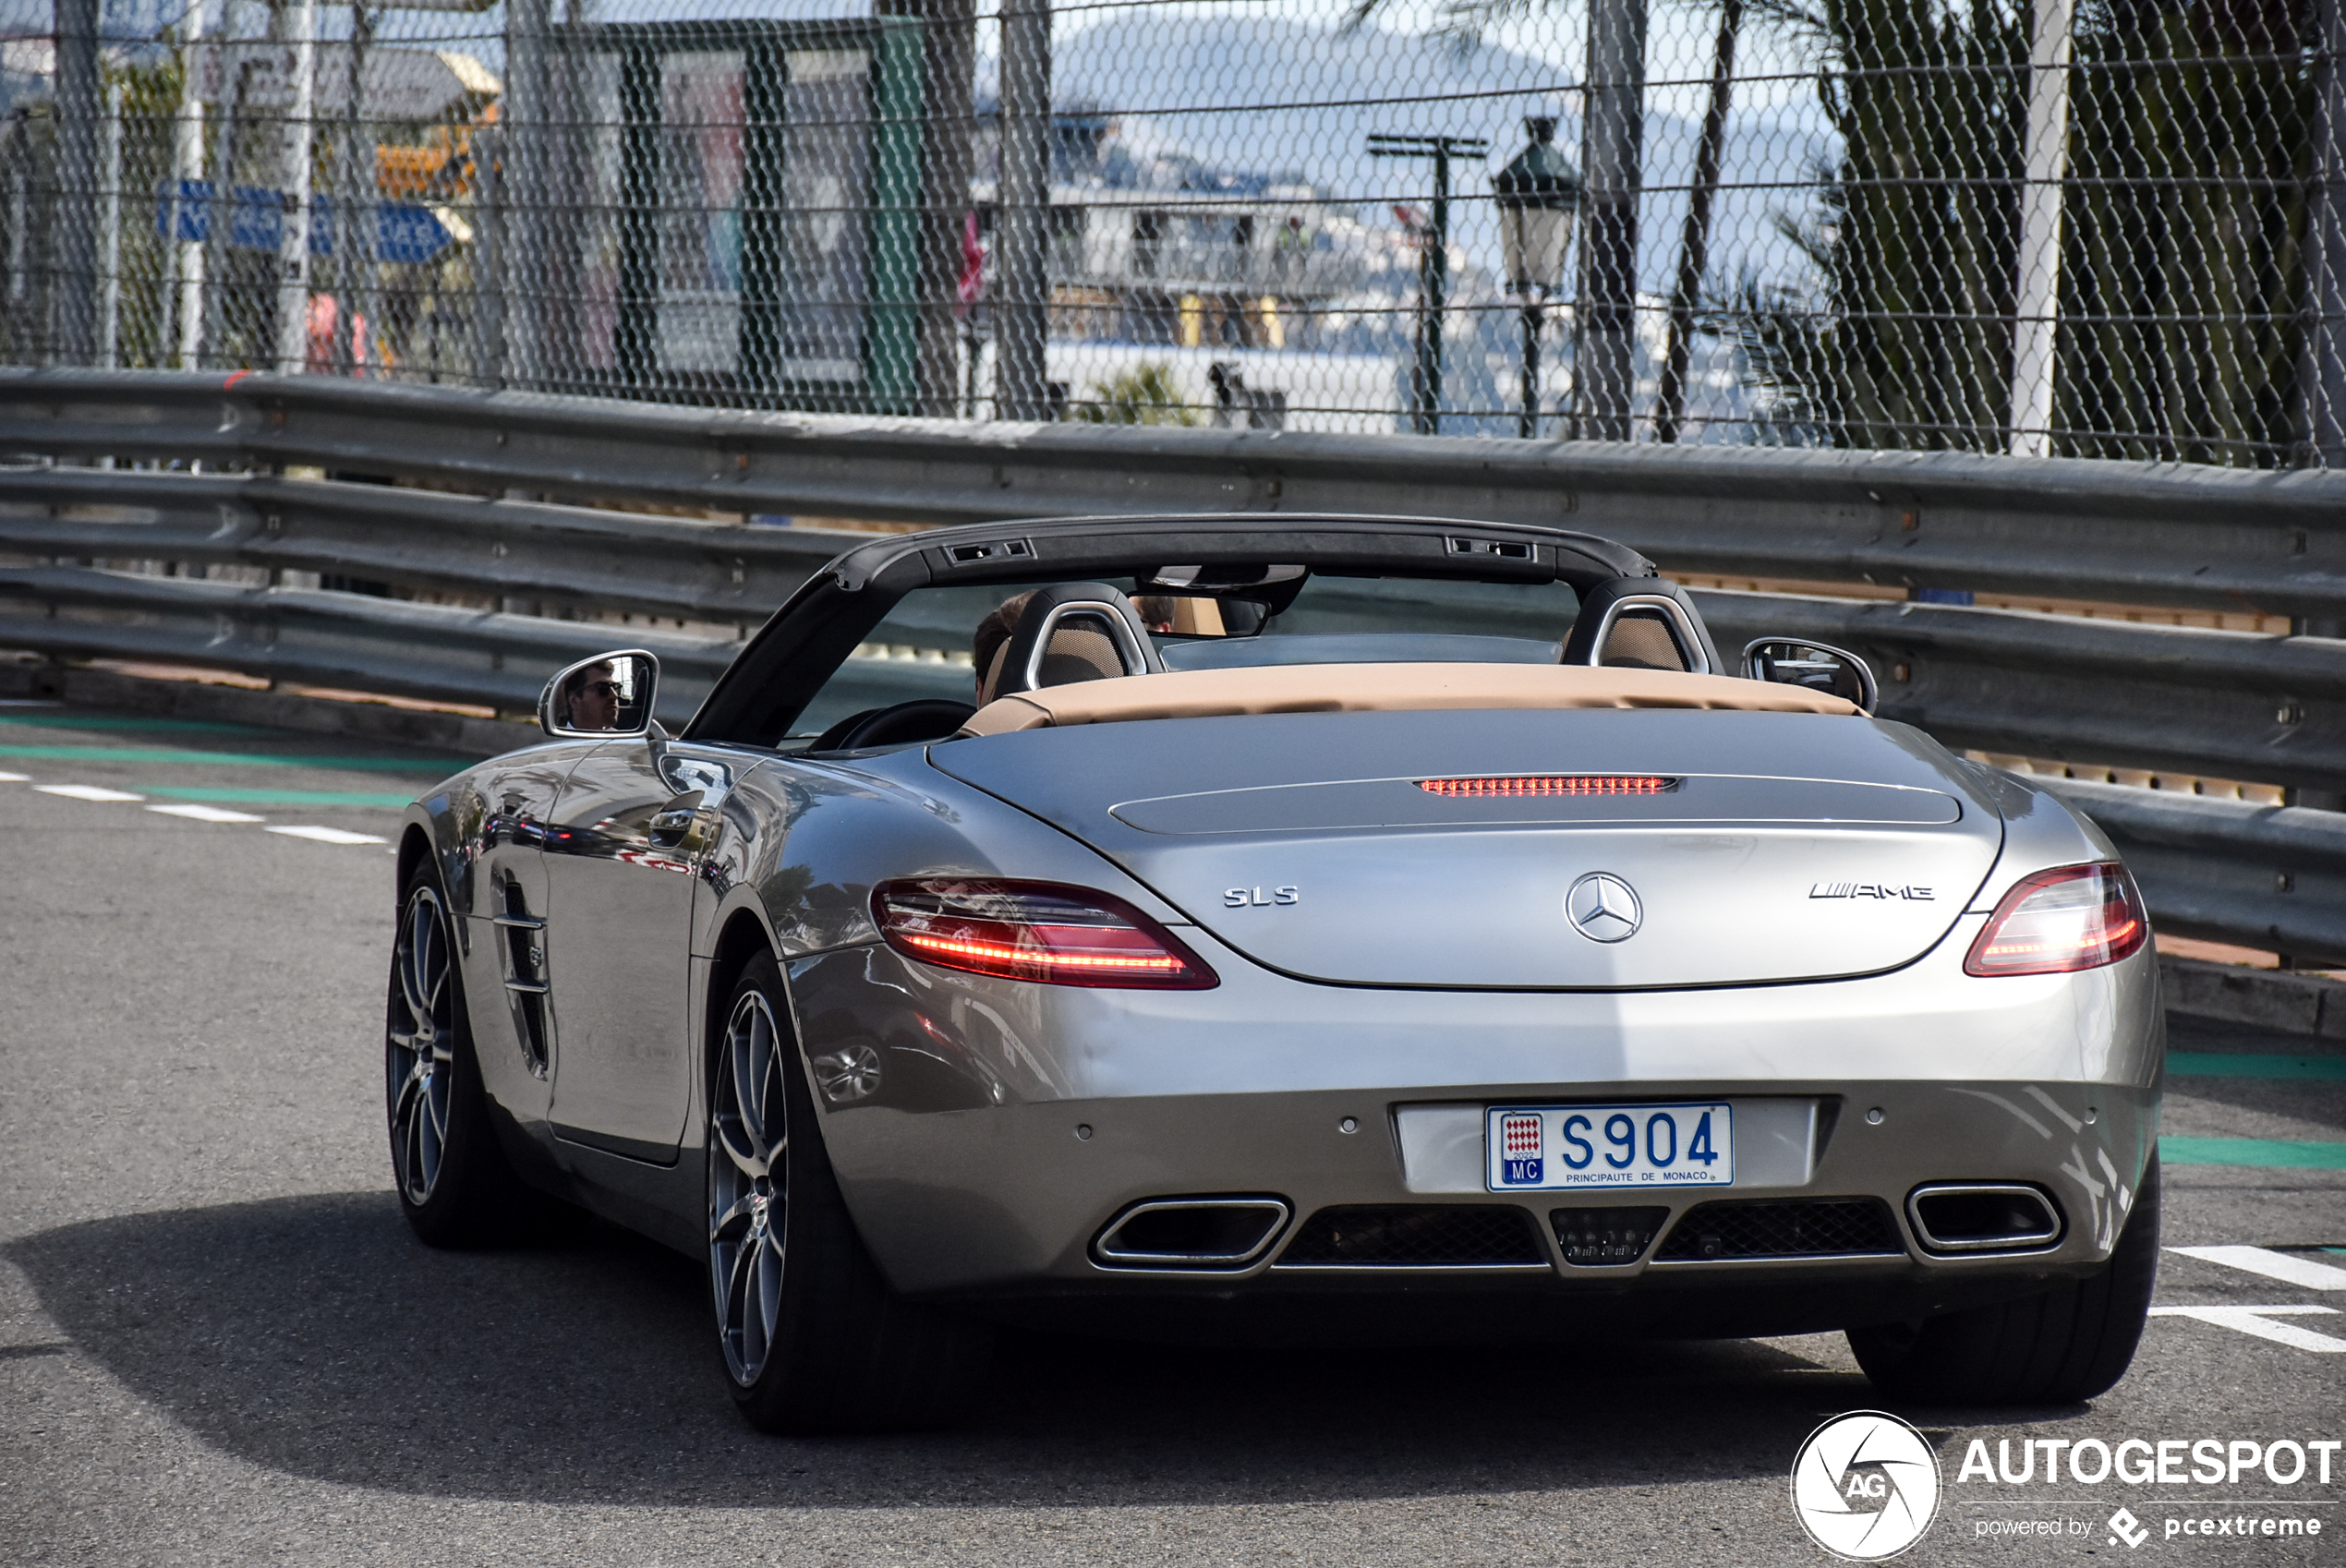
1486 1103 1735 1190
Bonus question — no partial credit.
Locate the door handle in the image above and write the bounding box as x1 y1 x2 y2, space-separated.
648 790 707 848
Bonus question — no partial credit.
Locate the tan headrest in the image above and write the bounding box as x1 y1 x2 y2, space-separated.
956 662 1860 737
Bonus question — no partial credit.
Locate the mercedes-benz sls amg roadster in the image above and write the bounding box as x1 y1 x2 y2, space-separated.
385 513 2161 1432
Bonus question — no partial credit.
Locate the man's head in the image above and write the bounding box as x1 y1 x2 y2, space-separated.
972 590 1038 705
562 659 622 730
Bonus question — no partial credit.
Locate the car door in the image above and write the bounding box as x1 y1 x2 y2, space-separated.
447 750 580 1136
540 738 740 1161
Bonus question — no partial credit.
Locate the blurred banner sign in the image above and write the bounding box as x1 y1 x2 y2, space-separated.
155 185 460 264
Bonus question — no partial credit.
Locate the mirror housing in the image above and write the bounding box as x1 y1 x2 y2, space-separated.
539 650 660 738
1741 638 1878 711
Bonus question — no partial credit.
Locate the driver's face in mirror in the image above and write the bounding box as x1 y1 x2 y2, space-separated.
562 660 623 730
1130 595 1227 636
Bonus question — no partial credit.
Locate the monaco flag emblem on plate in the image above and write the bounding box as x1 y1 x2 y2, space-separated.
1488 1103 1735 1190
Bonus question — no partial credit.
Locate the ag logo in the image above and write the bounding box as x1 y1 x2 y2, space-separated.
1790 1410 1941 1561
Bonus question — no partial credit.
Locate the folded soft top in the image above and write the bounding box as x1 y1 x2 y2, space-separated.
955 661 1860 737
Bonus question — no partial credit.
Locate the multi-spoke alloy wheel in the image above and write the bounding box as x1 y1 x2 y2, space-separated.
710 989 789 1386
388 882 457 1207
704 954 994 1432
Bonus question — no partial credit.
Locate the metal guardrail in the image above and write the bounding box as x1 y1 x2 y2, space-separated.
2034 778 2346 960
1694 593 2346 795
0 368 2337 960
3 370 2345 618
0 465 842 625
0 564 740 720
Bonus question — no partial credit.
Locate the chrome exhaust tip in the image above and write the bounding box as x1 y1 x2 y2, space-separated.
1907 1184 2064 1254
1092 1197 1292 1271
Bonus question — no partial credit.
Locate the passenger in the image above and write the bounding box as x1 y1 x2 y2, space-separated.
970 591 1036 706
561 660 623 730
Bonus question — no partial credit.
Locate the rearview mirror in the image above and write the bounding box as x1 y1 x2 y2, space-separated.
1741 638 1878 711
1129 594 1268 638
539 650 659 738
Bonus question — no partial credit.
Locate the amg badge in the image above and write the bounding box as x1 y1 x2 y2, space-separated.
1810 882 1935 900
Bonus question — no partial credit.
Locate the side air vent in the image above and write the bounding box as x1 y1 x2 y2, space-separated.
493 880 550 1076
1276 1205 1547 1268
1908 1185 2063 1253
1550 1206 1672 1266
1093 1198 1290 1270
1653 1199 1905 1261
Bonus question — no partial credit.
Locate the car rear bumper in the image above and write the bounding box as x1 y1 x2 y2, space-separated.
790 930 2160 1312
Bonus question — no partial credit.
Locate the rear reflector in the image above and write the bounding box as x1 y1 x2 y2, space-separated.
1964 862 2148 976
1418 775 1677 798
872 878 1217 989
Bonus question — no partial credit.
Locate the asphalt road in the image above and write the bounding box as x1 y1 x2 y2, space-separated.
1 699 2340 1567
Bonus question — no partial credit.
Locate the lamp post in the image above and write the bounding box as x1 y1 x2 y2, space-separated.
1493 115 1580 440
1369 132 1487 436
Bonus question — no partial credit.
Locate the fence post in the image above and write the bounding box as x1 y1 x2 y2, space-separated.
503 0 549 389
2304 0 2346 466
167 0 209 368
2007 0 2072 459
877 0 975 418
273 0 319 374
472 126 504 389
995 0 1050 422
53 0 101 367
1579 0 1643 441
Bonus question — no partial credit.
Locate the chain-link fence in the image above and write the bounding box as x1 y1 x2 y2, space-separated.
0 0 2337 463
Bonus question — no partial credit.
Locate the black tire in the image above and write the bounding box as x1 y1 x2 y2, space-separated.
1849 1153 2161 1405
386 862 531 1248
707 952 993 1434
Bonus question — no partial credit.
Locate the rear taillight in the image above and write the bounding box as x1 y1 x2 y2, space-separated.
1964 862 2148 977
872 879 1217 989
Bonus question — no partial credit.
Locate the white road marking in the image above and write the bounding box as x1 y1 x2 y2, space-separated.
0 770 27 781
2169 1245 2346 1291
34 784 144 802
147 803 266 824
2148 1304 2346 1353
264 825 386 846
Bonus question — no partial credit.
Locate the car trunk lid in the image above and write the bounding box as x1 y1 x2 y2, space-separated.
928 708 2004 989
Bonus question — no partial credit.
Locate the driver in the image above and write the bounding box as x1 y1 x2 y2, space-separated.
561 659 623 730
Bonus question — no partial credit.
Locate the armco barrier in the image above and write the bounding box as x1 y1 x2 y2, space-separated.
0 369 2337 960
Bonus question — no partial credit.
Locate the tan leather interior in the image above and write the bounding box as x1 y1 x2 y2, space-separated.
957 662 1861 737
1034 623 1128 689
977 611 1139 706
1599 610 1690 671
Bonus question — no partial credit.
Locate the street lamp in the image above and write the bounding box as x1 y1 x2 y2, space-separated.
1493 115 1581 439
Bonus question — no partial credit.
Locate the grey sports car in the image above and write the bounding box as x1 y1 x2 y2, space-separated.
386 513 2161 1432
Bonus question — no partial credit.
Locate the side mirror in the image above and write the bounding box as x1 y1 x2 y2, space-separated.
539 650 660 738
1741 638 1878 711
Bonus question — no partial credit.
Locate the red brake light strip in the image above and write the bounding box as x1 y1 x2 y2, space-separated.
891 929 1187 976
1418 775 1676 798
